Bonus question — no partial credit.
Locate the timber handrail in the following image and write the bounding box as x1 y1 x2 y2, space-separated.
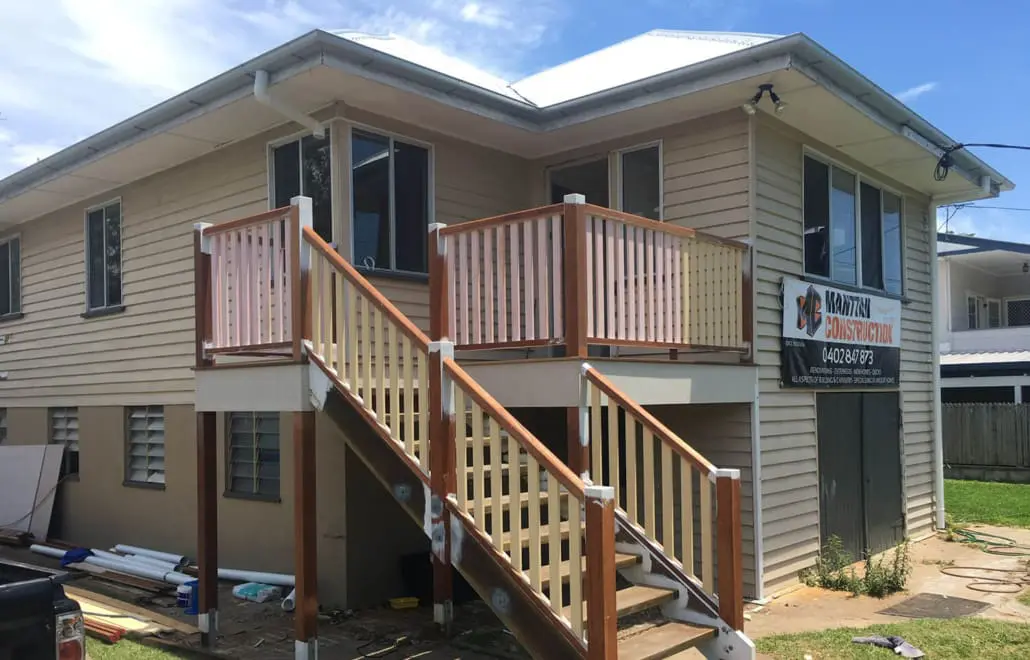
303 226 431 350
583 367 716 476
203 205 294 236
443 358 585 499
582 203 750 250
437 203 564 235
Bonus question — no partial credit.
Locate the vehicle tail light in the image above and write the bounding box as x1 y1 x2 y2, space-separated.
56 611 85 660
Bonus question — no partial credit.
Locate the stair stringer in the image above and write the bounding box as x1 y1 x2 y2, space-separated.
614 521 755 660
309 362 586 660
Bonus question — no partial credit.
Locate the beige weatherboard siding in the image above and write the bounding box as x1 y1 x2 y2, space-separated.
752 116 936 595
0 108 534 407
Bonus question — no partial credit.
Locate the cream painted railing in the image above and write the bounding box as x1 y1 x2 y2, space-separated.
581 366 744 630
584 206 747 350
305 227 432 473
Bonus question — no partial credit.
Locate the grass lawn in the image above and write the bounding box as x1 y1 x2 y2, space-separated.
86 639 203 659
757 618 1030 659
944 479 1030 528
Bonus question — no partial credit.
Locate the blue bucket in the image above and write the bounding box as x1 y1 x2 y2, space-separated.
184 579 199 615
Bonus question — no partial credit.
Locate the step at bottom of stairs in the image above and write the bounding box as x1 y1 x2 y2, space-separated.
618 621 717 660
563 584 677 622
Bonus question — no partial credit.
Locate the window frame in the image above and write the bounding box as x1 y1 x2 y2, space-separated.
0 234 21 320
124 405 166 489
801 148 906 297
266 125 335 245
49 407 79 480
544 140 666 220
83 198 124 314
347 122 435 277
224 411 282 502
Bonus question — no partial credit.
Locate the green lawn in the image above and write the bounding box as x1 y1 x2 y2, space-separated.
944 479 1030 528
757 618 1030 659
86 639 204 659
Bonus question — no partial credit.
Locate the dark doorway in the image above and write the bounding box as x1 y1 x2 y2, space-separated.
817 392 903 560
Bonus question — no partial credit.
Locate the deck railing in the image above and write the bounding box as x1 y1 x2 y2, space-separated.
581 366 744 630
432 195 751 356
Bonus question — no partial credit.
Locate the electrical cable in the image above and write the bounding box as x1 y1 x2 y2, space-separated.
935 142 1030 182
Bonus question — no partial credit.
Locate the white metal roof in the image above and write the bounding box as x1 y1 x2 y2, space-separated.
333 29 782 108
941 351 1030 365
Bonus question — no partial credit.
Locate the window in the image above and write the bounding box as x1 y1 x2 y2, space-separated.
227 412 280 499
0 237 20 317
126 406 165 486
0 408 6 444
1007 299 1030 327
549 144 662 220
967 295 978 330
85 201 122 310
966 295 1002 329
803 155 903 294
352 129 430 274
50 407 79 478
271 131 333 243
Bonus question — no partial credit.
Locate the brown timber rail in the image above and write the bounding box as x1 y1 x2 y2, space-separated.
433 196 752 355
581 366 745 631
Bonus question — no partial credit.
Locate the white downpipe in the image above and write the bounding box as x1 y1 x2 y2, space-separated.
282 588 296 612
113 544 186 566
929 198 946 530
218 568 295 587
93 550 179 573
253 70 325 139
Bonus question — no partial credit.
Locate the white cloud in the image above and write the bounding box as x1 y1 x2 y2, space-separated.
0 0 563 179
895 81 938 103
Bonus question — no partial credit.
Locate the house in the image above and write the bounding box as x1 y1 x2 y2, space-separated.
936 233 1030 483
0 28 1012 660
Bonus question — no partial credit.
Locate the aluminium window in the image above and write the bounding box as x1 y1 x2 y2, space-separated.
126 406 165 486
966 294 1002 329
85 200 122 310
50 407 79 478
227 411 280 499
0 236 21 317
351 128 431 274
270 130 333 243
803 155 903 295
548 144 663 221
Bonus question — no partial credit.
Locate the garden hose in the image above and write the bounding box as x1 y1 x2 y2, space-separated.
941 528 1030 593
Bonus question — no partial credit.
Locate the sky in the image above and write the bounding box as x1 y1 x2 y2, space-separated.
1 0 1028 239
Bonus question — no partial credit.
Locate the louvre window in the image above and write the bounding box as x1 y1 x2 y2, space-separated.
50 407 79 478
126 406 165 485
227 412 280 499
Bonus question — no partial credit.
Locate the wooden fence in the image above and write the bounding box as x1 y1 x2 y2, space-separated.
943 403 1030 483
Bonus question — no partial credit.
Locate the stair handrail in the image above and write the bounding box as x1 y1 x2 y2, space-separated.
303 226 431 350
581 365 745 632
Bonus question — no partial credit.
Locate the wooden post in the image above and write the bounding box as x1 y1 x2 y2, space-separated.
428 223 450 341
196 411 217 647
291 196 313 361
585 485 617 660
293 410 318 653
428 340 456 632
715 470 744 630
563 194 590 475
741 244 755 363
193 224 213 369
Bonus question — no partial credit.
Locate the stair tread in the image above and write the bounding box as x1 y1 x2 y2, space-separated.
500 520 572 549
564 585 677 622
539 553 640 590
618 622 716 660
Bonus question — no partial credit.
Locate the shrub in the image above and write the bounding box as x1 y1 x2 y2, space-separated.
799 536 911 598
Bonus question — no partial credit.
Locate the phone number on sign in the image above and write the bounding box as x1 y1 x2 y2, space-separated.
821 346 874 365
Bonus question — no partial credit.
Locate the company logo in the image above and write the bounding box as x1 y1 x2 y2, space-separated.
796 284 822 337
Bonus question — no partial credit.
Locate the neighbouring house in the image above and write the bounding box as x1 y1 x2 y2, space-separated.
937 233 1030 483
0 28 1012 659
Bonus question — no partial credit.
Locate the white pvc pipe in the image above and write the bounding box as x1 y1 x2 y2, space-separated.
85 556 193 586
31 544 65 559
218 568 295 587
282 588 296 612
120 554 181 572
113 544 186 566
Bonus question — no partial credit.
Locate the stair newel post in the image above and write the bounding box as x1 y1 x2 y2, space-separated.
563 194 590 476
714 468 744 631
428 222 456 632
584 485 618 660
290 195 314 361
